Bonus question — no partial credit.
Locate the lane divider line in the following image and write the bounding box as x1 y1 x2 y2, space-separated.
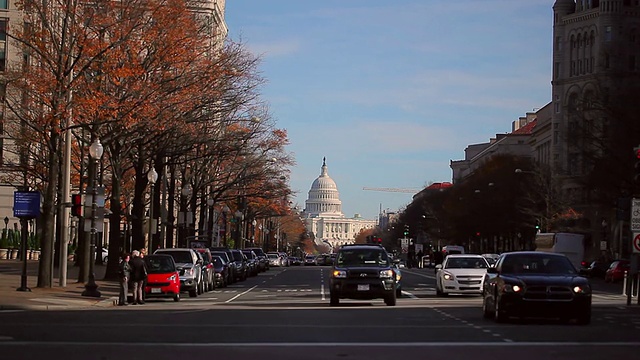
225 285 257 303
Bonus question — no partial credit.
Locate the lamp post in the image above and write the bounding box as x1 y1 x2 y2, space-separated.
234 210 244 249
207 198 214 246
222 205 230 247
82 138 103 298
180 184 192 247
147 167 158 252
251 219 257 246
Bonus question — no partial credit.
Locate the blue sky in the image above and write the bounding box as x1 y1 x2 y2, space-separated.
225 0 553 219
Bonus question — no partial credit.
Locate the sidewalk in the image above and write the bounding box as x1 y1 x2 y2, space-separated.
0 258 118 310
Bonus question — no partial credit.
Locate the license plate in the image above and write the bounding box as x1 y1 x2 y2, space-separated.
151 288 162 293
357 284 369 291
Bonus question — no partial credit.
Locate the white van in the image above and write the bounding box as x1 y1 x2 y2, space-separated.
441 245 465 256
534 232 585 269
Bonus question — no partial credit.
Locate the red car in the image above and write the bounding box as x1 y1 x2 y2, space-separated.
144 254 181 302
604 260 630 283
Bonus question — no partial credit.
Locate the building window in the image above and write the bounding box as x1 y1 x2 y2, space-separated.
0 1 6 9
555 102 561 113
605 26 612 41
554 62 560 79
555 36 562 51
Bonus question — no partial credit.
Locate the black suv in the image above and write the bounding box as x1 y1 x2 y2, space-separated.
330 244 397 306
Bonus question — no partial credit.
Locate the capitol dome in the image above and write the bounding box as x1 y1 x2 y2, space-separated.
304 158 343 217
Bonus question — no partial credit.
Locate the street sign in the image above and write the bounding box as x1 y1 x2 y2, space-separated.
631 198 640 232
633 233 640 254
13 191 41 219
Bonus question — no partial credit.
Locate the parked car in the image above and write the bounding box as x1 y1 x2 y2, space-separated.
230 249 248 281
267 253 281 267
245 247 269 272
579 259 611 278
143 254 181 302
435 254 489 296
242 249 259 277
154 248 203 298
195 248 216 291
605 260 630 282
210 247 237 284
289 257 302 266
211 255 229 288
482 251 591 325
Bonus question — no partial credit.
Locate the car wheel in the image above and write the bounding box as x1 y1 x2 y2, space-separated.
330 293 339 306
385 291 397 306
494 296 508 323
482 294 494 319
189 289 197 298
173 293 180 302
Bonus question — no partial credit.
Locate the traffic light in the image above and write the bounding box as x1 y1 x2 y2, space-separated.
403 225 409 237
535 219 541 231
71 194 82 217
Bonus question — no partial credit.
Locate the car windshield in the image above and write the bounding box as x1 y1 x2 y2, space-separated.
213 257 223 268
158 251 192 264
445 257 488 269
336 249 389 267
145 256 176 273
232 252 243 261
501 254 576 275
267 254 279 259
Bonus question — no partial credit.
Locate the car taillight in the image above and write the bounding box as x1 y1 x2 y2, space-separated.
581 261 587 267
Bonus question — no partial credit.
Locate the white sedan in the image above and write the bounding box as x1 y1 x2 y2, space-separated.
435 254 489 296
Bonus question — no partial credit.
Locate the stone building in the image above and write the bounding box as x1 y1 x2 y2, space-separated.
301 158 377 250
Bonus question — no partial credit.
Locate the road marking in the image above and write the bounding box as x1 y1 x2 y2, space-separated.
2 341 640 347
225 285 257 303
320 269 326 301
401 291 418 299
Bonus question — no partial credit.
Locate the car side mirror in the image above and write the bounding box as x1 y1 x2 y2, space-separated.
393 259 400 264
197 259 203 265
435 264 442 270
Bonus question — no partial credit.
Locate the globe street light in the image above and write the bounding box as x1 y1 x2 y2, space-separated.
82 138 103 298
147 167 158 252
180 183 193 247
222 205 230 247
207 198 214 246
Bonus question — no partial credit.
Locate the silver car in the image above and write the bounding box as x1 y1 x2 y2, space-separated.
154 248 203 298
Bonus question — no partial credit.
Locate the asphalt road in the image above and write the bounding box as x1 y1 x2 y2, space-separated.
0 265 638 360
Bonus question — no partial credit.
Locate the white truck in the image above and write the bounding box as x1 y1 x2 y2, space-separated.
534 232 585 270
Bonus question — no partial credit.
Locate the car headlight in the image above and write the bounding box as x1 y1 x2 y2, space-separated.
333 270 347 278
502 284 523 293
168 274 177 281
573 285 591 294
379 269 394 279
184 268 194 276
443 272 454 281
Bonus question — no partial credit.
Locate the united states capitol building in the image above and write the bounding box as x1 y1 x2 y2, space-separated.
301 158 377 250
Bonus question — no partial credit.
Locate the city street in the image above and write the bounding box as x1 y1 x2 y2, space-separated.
0 265 638 360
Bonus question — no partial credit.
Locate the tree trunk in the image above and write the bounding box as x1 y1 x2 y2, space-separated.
37 133 61 288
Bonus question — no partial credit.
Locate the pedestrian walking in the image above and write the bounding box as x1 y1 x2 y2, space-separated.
129 250 147 305
117 253 131 306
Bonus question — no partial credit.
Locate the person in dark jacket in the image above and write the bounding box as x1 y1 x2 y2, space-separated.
117 253 131 306
129 250 147 305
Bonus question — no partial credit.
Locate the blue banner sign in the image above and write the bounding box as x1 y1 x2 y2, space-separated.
13 191 41 219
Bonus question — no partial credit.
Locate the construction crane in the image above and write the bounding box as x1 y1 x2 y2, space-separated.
362 187 418 193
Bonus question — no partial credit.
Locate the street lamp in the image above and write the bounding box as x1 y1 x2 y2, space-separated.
179 183 192 247
207 198 214 246
234 210 244 249
82 138 103 298
251 219 257 246
147 167 158 252
222 205 230 247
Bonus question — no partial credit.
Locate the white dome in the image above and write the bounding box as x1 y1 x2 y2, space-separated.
304 158 343 217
